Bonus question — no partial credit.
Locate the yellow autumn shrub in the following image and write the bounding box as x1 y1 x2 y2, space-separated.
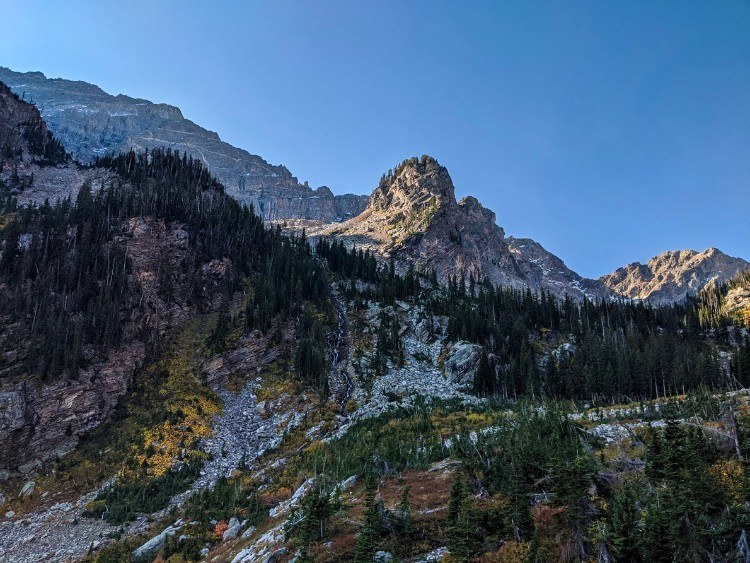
708 459 745 504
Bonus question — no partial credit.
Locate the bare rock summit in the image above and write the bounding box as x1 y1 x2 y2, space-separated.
314 156 612 300
600 248 750 305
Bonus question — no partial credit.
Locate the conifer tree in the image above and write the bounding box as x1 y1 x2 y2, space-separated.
354 473 383 563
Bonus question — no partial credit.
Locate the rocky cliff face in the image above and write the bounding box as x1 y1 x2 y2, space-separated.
0 67 368 221
600 248 750 305
0 81 50 157
0 88 230 474
0 215 229 475
0 80 114 207
313 156 612 300
318 156 524 286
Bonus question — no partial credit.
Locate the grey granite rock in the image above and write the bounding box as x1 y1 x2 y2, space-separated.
18 481 35 499
0 67 368 223
222 517 243 540
132 521 182 561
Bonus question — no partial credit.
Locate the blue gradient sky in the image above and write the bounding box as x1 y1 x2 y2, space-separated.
2 1 748 277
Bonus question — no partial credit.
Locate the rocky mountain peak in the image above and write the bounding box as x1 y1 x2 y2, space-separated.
367 155 455 219
309 156 615 300
458 195 497 225
600 247 750 305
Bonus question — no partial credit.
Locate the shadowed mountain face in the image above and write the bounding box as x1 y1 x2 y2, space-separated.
600 248 750 305
0 80 113 206
0 67 368 222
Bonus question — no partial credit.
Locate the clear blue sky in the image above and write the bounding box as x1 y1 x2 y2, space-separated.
2 1 748 277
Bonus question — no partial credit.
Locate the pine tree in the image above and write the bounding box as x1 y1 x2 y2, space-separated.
395 486 413 538
447 475 476 561
353 474 382 563
608 478 644 561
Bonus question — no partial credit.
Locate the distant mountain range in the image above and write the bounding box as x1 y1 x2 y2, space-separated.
0 67 368 223
600 248 750 306
0 67 746 304
304 156 748 302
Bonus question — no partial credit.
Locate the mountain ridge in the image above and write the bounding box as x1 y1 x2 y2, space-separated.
2 89 750 563
0 66 369 222
2 68 746 305
600 247 750 305
309 156 613 300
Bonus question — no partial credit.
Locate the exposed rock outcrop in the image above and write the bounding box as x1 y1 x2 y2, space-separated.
507 237 615 301
600 248 750 305
0 214 231 474
0 343 146 475
0 68 368 222
0 79 115 207
311 156 612 300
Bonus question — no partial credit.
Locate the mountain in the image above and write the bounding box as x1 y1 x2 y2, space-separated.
2 92 750 563
0 67 368 222
312 155 613 301
600 248 750 305
506 236 615 301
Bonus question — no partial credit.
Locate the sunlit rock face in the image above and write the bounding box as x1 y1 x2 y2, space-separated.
600 248 750 305
313 155 614 301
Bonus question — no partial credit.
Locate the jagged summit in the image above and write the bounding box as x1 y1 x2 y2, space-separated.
351 156 459 244
370 156 455 210
600 247 750 304
312 156 616 300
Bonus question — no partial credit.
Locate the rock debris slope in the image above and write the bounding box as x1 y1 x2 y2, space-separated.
0 67 368 222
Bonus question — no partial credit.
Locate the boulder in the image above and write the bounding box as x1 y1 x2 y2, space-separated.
263 547 289 563
132 521 182 561
445 342 482 386
222 517 243 540
18 481 35 498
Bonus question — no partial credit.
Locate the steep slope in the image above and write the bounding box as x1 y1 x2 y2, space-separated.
319 156 525 287
0 86 334 477
315 155 611 300
0 67 368 222
600 248 750 305
507 236 615 301
0 80 112 206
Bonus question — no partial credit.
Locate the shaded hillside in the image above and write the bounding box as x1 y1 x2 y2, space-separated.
0 144 333 474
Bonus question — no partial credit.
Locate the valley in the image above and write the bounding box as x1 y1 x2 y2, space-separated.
0 73 749 563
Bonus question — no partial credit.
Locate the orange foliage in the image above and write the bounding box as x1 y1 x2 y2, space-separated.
477 541 531 562
532 505 577 562
213 520 229 538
